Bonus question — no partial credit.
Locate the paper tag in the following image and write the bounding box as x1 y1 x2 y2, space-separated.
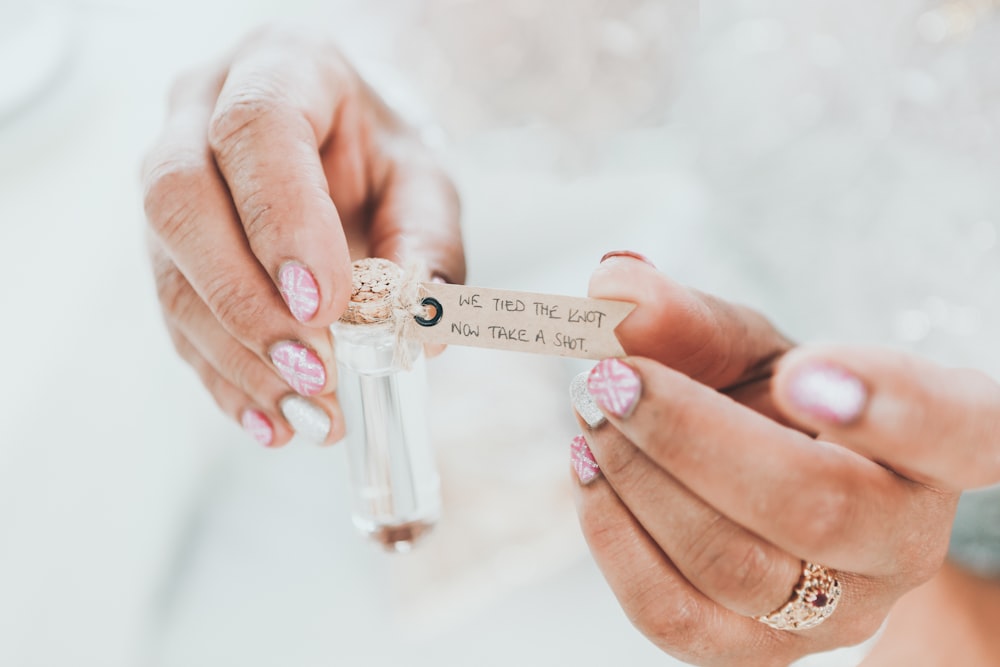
406 283 635 360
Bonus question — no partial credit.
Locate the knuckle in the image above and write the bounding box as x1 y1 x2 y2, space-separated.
632 591 708 655
204 276 269 345
593 438 644 482
577 502 621 556
154 261 199 323
143 155 211 245
218 343 263 396
207 86 282 156
792 483 854 551
694 536 782 609
728 541 775 593
239 186 281 242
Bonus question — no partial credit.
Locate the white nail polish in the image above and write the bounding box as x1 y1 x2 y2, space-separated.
570 371 606 428
280 396 331 444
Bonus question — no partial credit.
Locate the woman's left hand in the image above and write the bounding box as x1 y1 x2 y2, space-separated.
570 255 1000 666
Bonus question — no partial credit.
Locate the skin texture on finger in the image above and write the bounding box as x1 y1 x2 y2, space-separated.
576 417 802 617
167 327 294 447
773 345 1000 491
144 75 336 395
572 464 790 667
207 37 354 326
574 435 894 662
590 357 947 576
589 256 793 391
151 247 330 415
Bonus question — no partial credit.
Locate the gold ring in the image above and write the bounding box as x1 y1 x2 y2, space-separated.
756 562 841 631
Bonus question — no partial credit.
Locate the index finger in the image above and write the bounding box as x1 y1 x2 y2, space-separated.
207 33 354 326
590 254 793 390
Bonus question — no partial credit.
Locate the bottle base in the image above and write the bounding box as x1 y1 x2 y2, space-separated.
362 519 436 553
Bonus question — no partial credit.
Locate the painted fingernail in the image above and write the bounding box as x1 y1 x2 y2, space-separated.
270 341 327 396
241 409 274 447
280 395 332 444
571 435 601 485
570 371 606 428
588 358 642 418
600 250 656 267
787 364 868 424
278 262 320 323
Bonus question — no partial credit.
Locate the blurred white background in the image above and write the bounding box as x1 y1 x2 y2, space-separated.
1 0 998 665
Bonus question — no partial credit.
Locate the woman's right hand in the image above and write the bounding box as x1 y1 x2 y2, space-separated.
142 25 464 448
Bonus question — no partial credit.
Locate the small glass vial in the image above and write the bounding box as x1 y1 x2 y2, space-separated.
332 259 440 552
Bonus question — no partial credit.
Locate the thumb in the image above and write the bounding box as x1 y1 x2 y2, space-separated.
772 344 1000 490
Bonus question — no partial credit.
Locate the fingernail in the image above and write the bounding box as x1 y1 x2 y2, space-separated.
787 363 868 424
270 341 327 396
430 273 450 285
570 371 606 428
280 395 332 444
278 262 320 323
571 435 601 485
600 250 655 268
588 358 642 418
241 409 274 447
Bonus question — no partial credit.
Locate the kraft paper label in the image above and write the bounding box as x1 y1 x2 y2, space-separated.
406 283 635 360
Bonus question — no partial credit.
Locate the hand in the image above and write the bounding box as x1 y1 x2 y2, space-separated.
860 561 1000 666
142 25 464 448
569 254 1000 666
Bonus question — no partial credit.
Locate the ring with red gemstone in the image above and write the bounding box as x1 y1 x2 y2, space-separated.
755 562 841 631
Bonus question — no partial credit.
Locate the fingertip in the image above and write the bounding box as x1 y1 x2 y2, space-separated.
241 407 296 448
280 395 333 445
241 408 275 447
587 358 643 420
772 346 870 428
600 250 656 267
588 252 666 301
288 249 353 328
277 261 321 323
323 400 347 446
571 434 602 486
423 342 448 359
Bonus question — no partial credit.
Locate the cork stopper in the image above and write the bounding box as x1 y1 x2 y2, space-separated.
340 258 403 325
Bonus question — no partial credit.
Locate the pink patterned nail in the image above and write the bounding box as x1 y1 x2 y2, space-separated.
241 409 274 447
278 262 320 323
571 435 601 485
788 364 868 424
587 358 642 418
270 341 326 396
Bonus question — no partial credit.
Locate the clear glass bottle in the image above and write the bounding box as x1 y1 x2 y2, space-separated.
332 259 440 552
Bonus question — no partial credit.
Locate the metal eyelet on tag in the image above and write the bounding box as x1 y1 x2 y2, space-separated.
415 297 443 327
